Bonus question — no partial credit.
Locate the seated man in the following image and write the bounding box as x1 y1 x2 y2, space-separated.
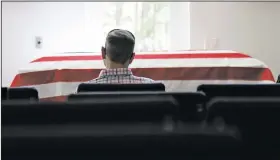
88 29 155 84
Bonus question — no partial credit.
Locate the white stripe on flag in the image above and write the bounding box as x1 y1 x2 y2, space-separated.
19 58 266 74
23 80 275 99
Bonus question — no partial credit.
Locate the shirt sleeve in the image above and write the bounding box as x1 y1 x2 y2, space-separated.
142 77 156 83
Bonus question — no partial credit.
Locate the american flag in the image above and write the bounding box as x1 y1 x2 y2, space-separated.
10 50 275 101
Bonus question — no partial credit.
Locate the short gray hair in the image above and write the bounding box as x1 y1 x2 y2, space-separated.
105 29 135 64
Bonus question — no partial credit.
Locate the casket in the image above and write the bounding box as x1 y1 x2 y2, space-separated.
11 50 275 101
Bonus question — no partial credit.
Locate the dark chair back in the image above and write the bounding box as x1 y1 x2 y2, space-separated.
77 83 165 92
197 84 280 99
2 124 241 158
206 97 280 146
68 91 207 122
2 95 177 125
7 87 39 101
2 87 8 100
2 96 186 157
3 99 240 158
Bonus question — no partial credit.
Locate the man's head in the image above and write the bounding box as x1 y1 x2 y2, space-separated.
101 29 135 68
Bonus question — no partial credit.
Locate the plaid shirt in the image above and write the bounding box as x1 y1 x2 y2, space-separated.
87 68 155 84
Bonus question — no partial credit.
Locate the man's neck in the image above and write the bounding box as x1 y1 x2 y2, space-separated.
105 62 128 69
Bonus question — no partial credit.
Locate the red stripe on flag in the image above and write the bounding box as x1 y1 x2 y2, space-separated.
259 68 275 82
10 67 274 87
31 53 250 63
40 95 67 102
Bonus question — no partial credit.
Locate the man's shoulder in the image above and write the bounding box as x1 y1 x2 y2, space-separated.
132 76 156 83
85 77 106 84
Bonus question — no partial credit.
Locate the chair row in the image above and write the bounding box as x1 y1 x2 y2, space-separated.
2 83 280 101
3 96 279 126
2 96 280 158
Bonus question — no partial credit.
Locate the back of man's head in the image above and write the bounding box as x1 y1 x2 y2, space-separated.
103 29 135 64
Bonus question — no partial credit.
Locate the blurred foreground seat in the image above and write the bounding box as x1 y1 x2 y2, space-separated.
2 124 241 158
68 91 207 122
206 97 280 148
2 95 177 125
2 97 241 158
3 96 280 159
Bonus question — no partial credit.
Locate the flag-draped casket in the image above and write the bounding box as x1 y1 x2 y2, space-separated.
11 50 275 101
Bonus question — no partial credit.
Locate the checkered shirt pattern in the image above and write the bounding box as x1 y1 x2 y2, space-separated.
87 68 155 84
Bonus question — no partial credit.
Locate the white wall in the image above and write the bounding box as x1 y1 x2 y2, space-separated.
0 2 2 87
2 2 86 86
2 2 192 87
190 2 280 79
2 2 280 86
169 2 190 51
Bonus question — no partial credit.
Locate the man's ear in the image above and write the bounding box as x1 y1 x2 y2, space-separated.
129 52 135 64
101 47 106 59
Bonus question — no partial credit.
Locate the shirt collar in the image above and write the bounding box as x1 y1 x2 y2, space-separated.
99 68 133 78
